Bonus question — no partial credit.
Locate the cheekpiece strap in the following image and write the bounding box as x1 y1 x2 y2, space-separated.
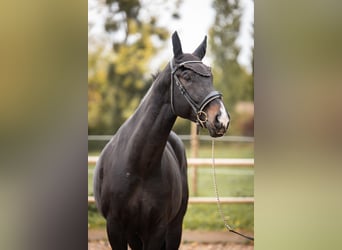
170 59 222 128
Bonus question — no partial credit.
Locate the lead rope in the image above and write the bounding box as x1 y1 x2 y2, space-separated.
211 139 254 241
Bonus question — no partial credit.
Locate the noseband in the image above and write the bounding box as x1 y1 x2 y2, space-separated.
170 59 222 128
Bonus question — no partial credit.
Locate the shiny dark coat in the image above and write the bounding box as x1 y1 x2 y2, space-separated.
93 31 227 250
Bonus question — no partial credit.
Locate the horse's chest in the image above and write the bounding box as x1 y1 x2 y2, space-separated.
117 167 183 225
106 139 185 225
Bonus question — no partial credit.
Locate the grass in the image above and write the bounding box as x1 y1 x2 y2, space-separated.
184 203 254 231
188 167 254 197
88 141 254 231
185 140 254 159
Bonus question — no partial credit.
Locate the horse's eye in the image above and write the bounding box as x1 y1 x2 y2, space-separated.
181 71 192 81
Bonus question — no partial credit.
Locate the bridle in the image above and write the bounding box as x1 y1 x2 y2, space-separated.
170 59 222 128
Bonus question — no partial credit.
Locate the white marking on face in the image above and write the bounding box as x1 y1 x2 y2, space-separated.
218 101 229 128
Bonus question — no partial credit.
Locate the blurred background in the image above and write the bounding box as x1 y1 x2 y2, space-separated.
1 0 342 249
88 0 254 137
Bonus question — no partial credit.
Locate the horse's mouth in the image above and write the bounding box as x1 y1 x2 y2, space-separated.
207 123 227 138
209 131 225 138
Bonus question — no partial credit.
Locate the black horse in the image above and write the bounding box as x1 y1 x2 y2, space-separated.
93 31 230 250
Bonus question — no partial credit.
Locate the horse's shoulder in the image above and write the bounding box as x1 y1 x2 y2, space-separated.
168 130 182 143
166 131 186 165
167 131 184 150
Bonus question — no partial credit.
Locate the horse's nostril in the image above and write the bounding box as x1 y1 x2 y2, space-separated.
215 114 222 128
214 112 229 132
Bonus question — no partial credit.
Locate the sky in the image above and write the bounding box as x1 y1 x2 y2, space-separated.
89 0 254 72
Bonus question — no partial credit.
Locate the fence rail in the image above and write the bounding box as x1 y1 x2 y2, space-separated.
88 157 254 205
88 196 254 204
88 135 254 142
88 156 254 166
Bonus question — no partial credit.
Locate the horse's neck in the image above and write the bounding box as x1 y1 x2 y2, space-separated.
123 64 176 170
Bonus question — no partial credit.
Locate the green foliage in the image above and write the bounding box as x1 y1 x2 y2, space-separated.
209 0 253 108
88 0 254 135
88 0 178 135
88 48 112 133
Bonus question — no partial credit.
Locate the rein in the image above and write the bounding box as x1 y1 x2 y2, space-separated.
170 59 222 128
211 140 254 241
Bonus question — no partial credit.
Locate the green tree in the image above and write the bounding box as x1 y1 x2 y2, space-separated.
88 47 113 134
209 0 253 107
88 0 181 135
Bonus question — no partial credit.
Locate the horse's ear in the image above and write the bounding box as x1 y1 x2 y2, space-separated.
172 31 183 58
193 35 207 60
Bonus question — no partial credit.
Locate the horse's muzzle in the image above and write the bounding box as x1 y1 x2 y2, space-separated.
205 100 230 137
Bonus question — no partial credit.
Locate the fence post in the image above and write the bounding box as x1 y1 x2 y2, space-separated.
190 122 199 196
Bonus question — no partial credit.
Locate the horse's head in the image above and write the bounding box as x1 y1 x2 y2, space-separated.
170 31 230 137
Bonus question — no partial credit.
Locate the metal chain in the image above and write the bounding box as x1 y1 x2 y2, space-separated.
211 139 254 241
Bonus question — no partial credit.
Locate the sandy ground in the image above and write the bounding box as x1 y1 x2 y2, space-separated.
88 229 254 250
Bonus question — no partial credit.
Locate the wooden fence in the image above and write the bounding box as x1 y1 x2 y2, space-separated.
88 156 254 204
